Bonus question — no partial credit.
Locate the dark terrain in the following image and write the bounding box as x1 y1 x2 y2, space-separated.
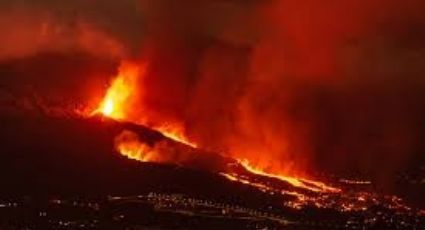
0 109 424 229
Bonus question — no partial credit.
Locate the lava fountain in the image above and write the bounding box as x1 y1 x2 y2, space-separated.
94 61 143 120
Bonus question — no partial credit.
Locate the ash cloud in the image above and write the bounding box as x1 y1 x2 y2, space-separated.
0 0 143 60
1 0 425 187
135 0 425 186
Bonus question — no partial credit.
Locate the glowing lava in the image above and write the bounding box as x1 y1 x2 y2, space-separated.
238 159 341 193
93 60 340 195
155 124 197 148
94 61 195 148
95 61 142 120
114 130 155 162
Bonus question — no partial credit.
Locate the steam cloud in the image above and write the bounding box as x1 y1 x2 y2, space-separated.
1 0 425 187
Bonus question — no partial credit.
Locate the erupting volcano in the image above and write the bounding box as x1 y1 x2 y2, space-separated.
91 60 340 194
81 59 422 219
1 0 425 229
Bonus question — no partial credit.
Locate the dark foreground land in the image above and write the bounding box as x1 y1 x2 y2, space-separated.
0 111 424 229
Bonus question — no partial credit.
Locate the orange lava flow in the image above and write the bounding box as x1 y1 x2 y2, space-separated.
238 159 341 193
92 60 340 195
155 124 197 148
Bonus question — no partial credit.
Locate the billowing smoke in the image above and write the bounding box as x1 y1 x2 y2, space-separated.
0 0 144 60
1 0 425 187
134 0 425 184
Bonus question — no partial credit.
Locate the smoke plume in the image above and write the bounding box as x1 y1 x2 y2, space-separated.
1 0 425 187
135 0 425 183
